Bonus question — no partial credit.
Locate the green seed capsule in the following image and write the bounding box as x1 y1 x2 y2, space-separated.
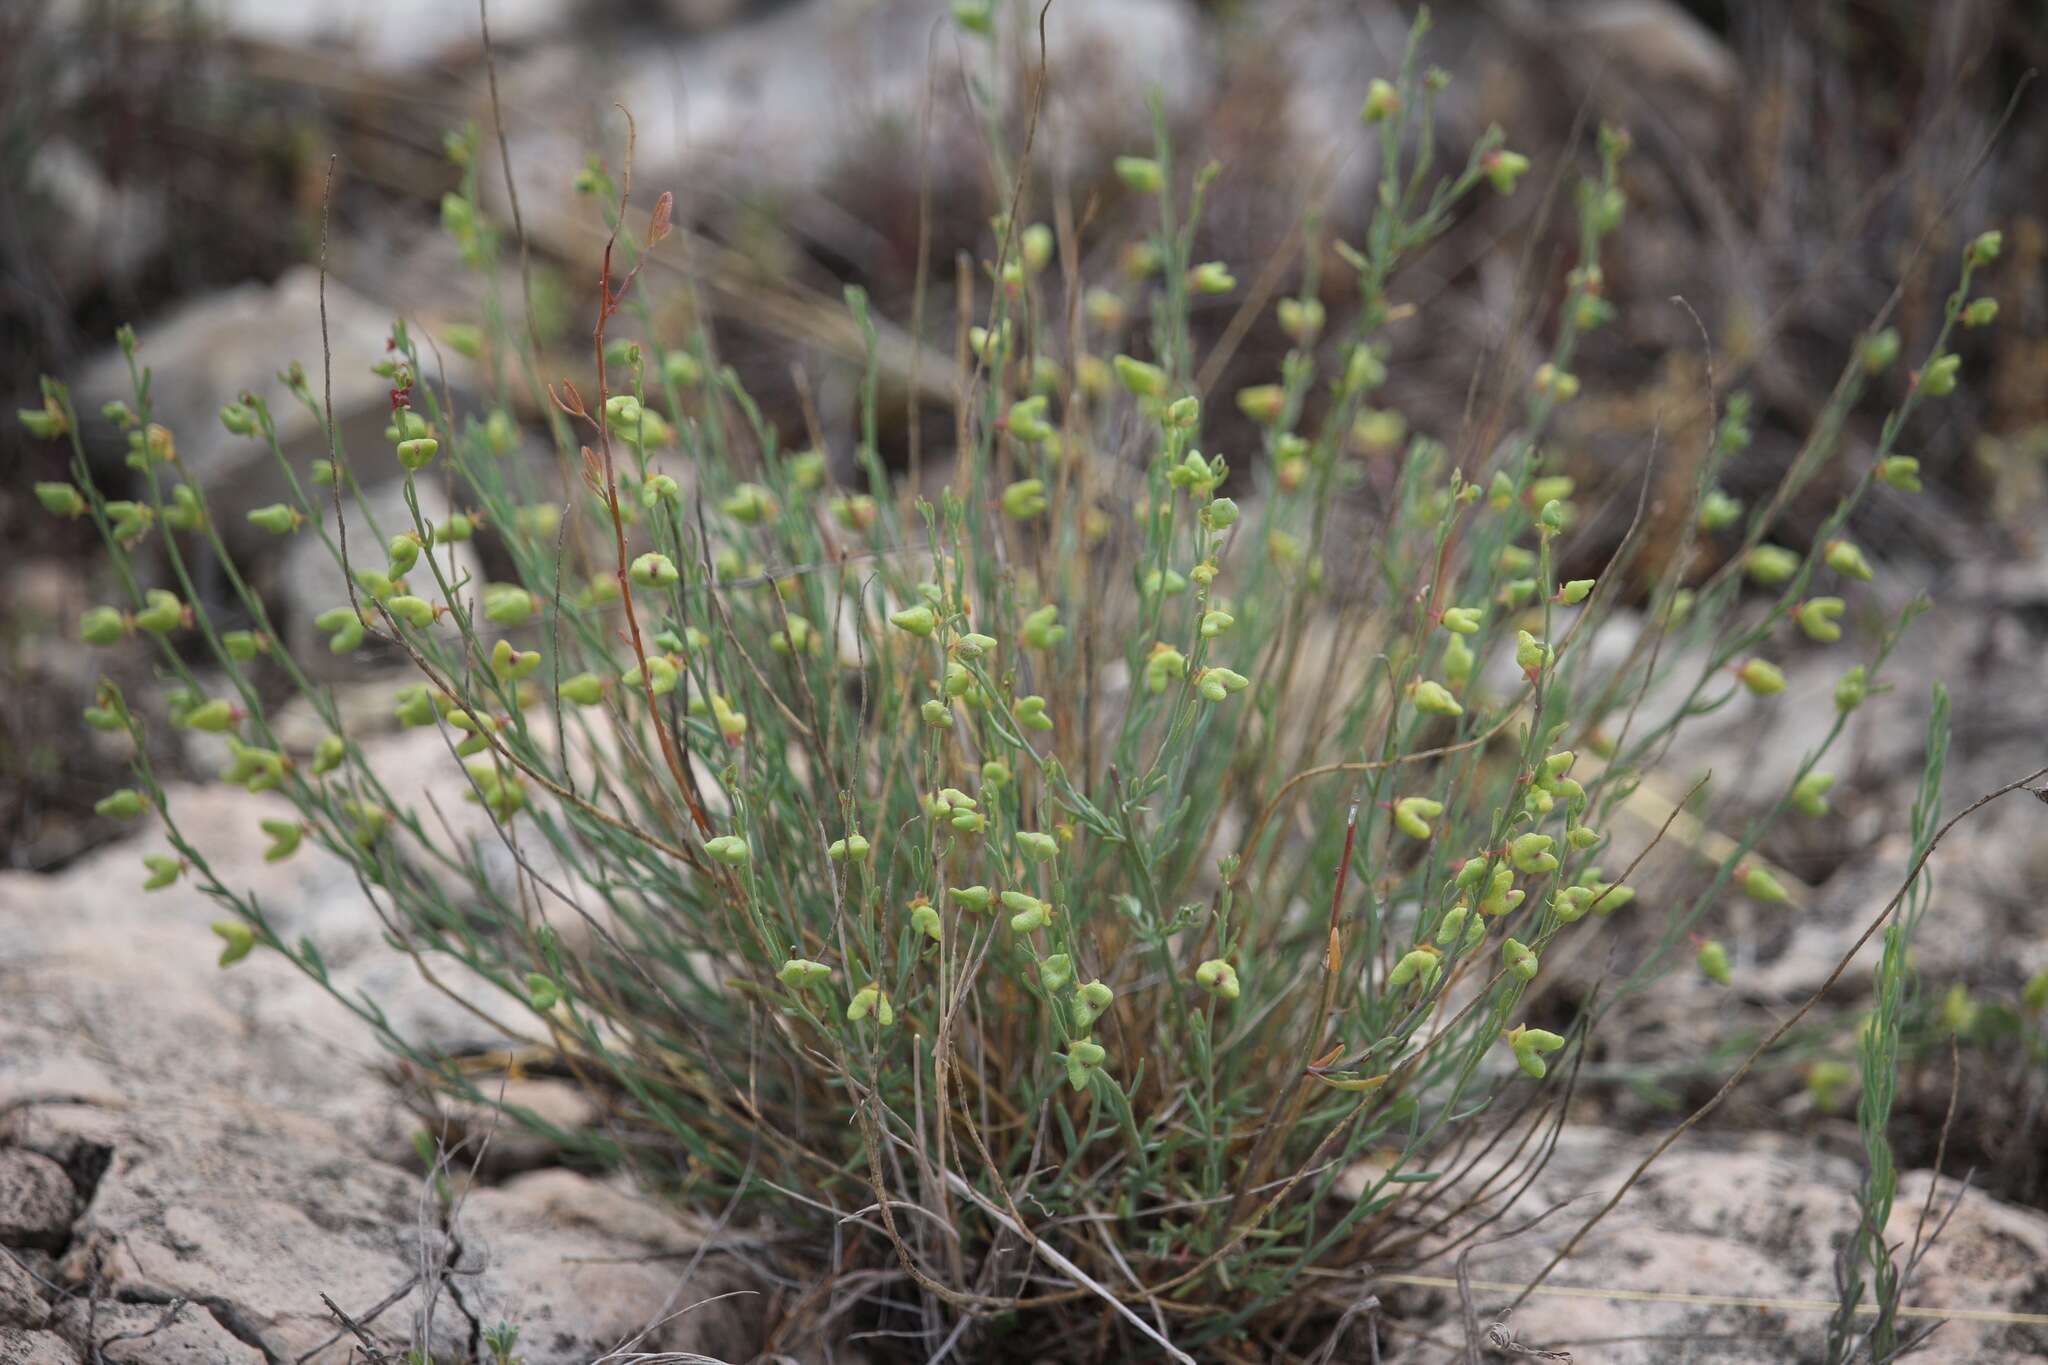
1741 864 1791 904
778 958 832 990
889 604 937 637
387 595 435 629
133 589 185 635
312 734 347 775
261 818 303 862
96 788 147 819
1194 958 1240 1001
1511 833 1557 875
1697 939 1732 985
1795 597 1845 643
705 835 751 866
1071 980 1114 1030
527 974 560 1010
1393 796 1442 841
1791 771 1835 817
212 921 256 967
1411 680 1463 717
80 606 127 646
629 553 679 588
1038 953 1074 991
1737 659 1786 696
35 482 86 518
484 585 537 626
846 983 894 1026
247 503 301 535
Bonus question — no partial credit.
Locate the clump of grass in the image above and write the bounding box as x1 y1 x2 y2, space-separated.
30 8 2010 1356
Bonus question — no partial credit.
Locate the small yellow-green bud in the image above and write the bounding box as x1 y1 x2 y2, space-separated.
909 899 943 942
1511 833 1557 875
385 595 434 629
1791 771 1835 817
1795 597 1845 643
134 589 185 635
2021 969 2048 1014
1746 544 1800 585
182 698 236 733
846 982 894 1026
1006 395 1054 444
397 437 437 471
1440 606 1482 635
1411 680 1463 717
142 854 182 891
261 818 302 862
559 672 604 706
1697 939 1732 985
1113 155 1164 194
1834 665 1869 712
827 833 871 863
624 655 678 697
1556 578 1594 605
1001 478 1047 520
1187 261 1236 295
1016 831 1059 863
1506 1024 1565 1078
212 920 256 967
1825 540 1874 582
1064 1037 1106 1091
705 834 751 866
889 603 937 637
1005 891 1049 933
1861 328 1901 373
246 503 302 535
35 482 86 518
1966 229 2002 266
1740 863 1790 904
1014 694 1053 731
951 885 992 912
1484 147 1530 195
778 957 832 989
1699 488 1743 532
1389 947 1442 991
81 606 127 646
1737 659 1786 696
1202 495 1240 531
1393 796 1442 841
1361 77 1401 123
1112 354 1168 398
312 734 347 775
722 482 778 524
1072 979 1114 1030
1039 953 1074 991
1877 456 1921 493
1962 298 1999 328
1278 296 1325 342
1502 938 1538 982
1194 959 1240 1001
1514 630 1551 675
1200 609 1235 639
629 553 679 588
1917 353 1960 397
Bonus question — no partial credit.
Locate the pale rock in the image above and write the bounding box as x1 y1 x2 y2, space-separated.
0 1154 73 1254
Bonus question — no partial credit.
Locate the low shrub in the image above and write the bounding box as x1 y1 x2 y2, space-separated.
29 10 2007 1357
